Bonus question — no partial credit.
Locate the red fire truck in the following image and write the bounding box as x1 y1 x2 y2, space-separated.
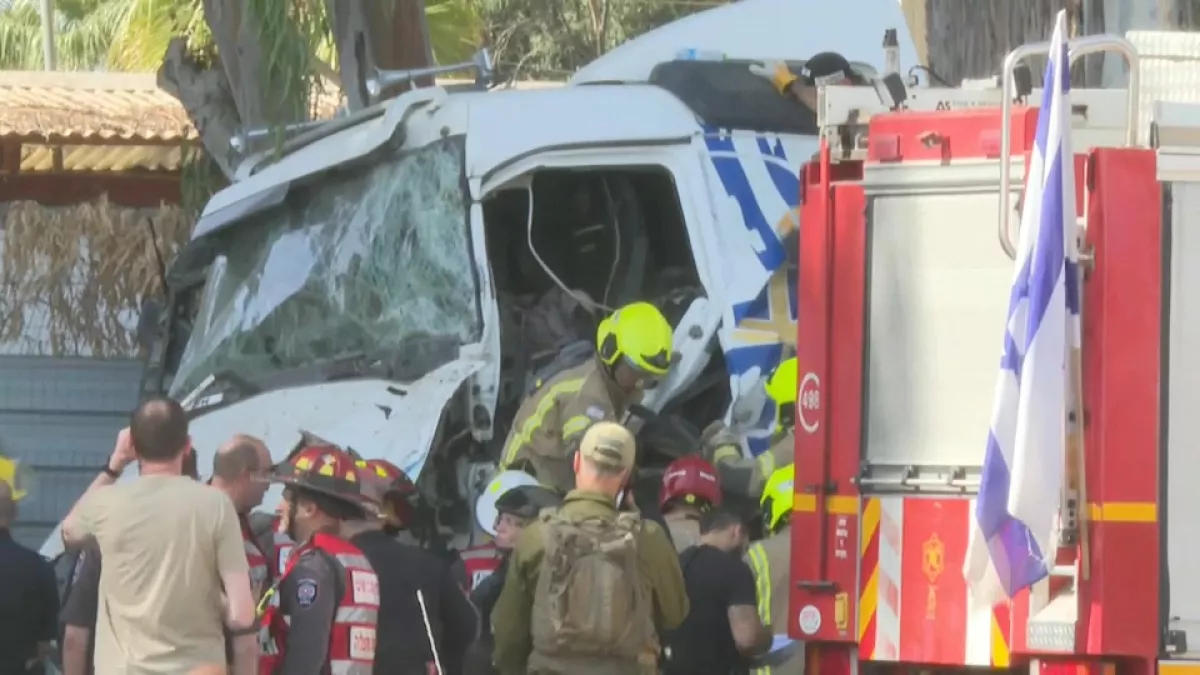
787 32 1197 675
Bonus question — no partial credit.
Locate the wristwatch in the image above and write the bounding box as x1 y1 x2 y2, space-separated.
102 463 121 479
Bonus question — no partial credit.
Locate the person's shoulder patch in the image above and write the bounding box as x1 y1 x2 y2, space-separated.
585 405 607 421
295 578 319 608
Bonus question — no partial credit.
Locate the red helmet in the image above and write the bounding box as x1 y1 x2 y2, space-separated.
271 445 374 513
356 458 417 529
659 456 723 511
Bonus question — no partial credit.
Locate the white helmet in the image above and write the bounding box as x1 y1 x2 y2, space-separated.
474 470 541 536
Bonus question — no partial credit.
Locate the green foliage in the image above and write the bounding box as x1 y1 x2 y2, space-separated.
428 0 482 64
474 0 728 81
244 0 330 127
0 0 481 73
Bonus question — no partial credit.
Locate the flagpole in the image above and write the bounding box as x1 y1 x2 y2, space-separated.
39 0 56 70
1069 274 1090 582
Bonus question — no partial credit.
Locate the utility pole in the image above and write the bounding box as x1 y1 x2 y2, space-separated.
40 0 56 70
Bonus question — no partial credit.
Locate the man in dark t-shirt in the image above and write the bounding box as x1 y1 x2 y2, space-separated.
663 508 771 675
60 542 100 675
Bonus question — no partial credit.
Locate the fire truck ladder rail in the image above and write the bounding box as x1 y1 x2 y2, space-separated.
998 34 1141 259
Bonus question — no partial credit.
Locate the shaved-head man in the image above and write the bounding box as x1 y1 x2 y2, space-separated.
211 435 272 515
209 434 276 665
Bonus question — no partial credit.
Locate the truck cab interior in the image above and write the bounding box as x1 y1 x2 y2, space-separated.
480 166 728 480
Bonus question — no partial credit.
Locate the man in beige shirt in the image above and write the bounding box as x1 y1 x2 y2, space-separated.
60 397 257 675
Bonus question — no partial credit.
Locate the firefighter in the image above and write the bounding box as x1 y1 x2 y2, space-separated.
659 455 723 553
351 458 479 675
750 51 867 115
744 464 802 675
455 470 541 592
258 445 380 675
702 357 799 504
498 300 675 493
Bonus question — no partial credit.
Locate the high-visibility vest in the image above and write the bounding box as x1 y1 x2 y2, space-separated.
745 527 803 675
460 543 503 591
259 532 380 675
241 518 271 601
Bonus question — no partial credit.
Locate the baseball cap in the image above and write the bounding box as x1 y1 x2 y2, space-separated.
800 52 858 86
579 422 637 472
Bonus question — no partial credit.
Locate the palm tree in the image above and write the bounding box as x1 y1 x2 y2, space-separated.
0 0 480 73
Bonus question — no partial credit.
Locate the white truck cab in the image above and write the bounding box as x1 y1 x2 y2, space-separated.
109 0 921 540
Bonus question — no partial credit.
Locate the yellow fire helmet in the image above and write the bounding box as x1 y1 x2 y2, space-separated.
0 456 29 501
760 463 795 534
595 301 673 377
764 357 798 405
764 356 798 433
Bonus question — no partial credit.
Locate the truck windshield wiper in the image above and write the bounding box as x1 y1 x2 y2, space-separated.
178 370 262 414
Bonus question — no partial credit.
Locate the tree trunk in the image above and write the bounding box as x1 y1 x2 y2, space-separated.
161 0 435 177
157 39 242 178
331 0 434 112
925 0 1077 85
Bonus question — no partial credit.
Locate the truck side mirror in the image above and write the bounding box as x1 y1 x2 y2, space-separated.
135 298 162 352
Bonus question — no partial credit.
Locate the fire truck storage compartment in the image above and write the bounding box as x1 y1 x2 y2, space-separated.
1165 176 1200 654
861 164 1021 483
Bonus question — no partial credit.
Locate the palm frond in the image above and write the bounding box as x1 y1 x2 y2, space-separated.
426 0 480 64
106 0 197 71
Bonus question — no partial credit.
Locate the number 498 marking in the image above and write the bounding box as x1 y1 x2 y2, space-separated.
797 372 821 434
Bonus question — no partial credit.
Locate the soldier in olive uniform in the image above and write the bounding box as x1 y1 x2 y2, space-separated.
491 422 689 675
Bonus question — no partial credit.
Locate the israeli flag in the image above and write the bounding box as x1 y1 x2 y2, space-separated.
963 10 1081 605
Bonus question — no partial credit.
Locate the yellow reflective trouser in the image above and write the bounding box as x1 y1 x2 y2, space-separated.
746 542 773 675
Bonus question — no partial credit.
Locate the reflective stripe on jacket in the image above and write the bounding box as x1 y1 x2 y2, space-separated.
461 544 503 591
242 519 271 601
745 527 803 675
499 358 634 493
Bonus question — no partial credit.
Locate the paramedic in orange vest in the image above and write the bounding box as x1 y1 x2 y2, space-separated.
259 444 380 675
498 301 675 493
455 469 542 591
659 455 724 553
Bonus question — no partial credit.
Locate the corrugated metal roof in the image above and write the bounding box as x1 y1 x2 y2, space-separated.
0 71 196 143
0 71 561 172
20 144 182 172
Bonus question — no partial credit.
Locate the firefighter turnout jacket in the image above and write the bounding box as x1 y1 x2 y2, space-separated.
701 423 794 503
259 532 380 675
499 358 639 493
744 526 802 675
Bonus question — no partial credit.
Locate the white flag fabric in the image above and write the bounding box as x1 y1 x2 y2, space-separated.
963 9 1081 605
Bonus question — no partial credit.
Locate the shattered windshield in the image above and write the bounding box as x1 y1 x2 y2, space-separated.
168 136 479 398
